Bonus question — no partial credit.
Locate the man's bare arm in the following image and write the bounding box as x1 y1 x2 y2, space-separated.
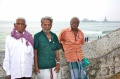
34 49 40 74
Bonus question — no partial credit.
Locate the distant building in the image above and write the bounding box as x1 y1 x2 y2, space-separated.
103 16 108 22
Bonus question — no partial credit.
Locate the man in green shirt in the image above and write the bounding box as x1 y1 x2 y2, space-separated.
34 16 61 79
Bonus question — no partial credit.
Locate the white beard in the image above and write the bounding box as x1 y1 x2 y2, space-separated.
43 29 50 33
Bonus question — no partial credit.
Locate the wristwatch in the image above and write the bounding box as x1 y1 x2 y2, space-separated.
56 62 60 64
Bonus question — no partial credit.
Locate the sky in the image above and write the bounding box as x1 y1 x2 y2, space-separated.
0 0 120 22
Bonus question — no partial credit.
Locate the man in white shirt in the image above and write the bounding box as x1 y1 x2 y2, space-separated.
3 17 34 79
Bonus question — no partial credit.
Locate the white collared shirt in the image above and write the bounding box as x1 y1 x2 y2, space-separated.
3 35 34 79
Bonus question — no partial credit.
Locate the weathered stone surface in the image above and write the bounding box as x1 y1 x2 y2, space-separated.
0 51 6 78
58 49 71 79
84 28 120 79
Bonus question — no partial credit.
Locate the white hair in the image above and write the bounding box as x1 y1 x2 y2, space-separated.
16 17 26 24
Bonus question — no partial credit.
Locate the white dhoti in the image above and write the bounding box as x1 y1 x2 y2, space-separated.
35 67 58 79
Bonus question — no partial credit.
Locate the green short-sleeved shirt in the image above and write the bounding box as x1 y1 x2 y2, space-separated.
34 30 61 69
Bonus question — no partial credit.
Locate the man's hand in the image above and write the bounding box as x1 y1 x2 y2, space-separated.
54 63 60 73
34 66 40 74
6 75 11 79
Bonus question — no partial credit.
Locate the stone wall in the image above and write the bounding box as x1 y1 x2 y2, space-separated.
83 28 120 79
0 28 120 79
0 51 6 78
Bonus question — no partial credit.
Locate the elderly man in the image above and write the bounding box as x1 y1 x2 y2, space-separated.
34 16 61 79
59 17 88 79
3 17 34 79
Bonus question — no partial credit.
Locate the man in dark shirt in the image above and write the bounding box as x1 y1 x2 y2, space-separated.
34 16 61 79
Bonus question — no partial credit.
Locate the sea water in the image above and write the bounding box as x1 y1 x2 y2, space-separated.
0 21 120 50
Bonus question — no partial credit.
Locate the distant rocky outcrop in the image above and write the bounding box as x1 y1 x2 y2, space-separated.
81 18 97 22
81 17 120 23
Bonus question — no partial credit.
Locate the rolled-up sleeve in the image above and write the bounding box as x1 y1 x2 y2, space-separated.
34 34 39 50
